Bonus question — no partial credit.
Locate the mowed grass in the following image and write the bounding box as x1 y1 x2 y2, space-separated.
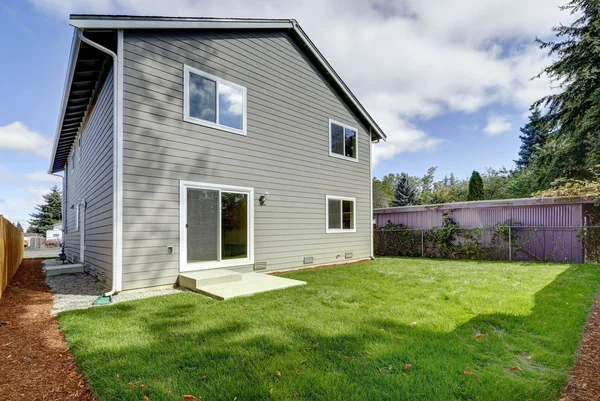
58 258 600 401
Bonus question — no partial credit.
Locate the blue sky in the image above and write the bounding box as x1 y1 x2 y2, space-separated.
0 0 566 228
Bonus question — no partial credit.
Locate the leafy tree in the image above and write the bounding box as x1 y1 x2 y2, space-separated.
372 178 390 209
28 185 62 234
392 173 419 206
533 0 600 184
515 108 549 169
419 166 437 205
481 167 512 200
467 171 484 201
381 173 399 205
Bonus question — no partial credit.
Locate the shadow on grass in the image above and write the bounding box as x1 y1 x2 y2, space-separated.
58 263 600 401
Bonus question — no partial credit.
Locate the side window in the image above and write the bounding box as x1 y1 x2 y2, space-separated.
326 196 356 233
71 152 75 172
78 134 82 162
329 119 357 161
183 65 247 135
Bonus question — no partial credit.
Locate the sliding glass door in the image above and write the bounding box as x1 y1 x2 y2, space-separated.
180 182 254 271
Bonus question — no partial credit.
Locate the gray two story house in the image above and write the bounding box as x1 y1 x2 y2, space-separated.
49 15 386 295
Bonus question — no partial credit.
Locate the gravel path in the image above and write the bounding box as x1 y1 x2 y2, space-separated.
44 260 184 315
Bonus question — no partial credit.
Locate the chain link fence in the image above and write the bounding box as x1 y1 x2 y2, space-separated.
374 226 600 263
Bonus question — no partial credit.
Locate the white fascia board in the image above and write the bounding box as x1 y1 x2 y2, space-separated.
48 29 81 174
70 17 294 30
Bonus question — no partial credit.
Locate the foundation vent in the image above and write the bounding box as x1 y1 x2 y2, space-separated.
303 256 314 265
254 262 267 271
345 252 353 259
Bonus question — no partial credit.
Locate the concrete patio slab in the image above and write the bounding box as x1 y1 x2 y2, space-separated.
191 272 306 300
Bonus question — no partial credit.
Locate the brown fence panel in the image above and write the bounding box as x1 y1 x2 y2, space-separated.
0 216 25 299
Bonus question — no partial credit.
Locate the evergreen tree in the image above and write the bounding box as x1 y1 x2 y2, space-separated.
533 0 600 184
28 186 62 234
392 173 419 206
16 222 24 233
468 171 484 201
515 108 548 169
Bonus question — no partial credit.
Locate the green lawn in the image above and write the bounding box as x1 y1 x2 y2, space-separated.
58 258 600 401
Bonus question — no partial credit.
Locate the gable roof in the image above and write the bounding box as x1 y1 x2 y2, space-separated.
49 15 386 173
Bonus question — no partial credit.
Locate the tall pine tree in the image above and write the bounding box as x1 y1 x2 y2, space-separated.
468 171 484 201
515 108 548 169
534 0 600 183
28 185 62 234
392 173 419 206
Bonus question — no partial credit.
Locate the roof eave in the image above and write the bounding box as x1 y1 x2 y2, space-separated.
49 29 81 174
70 15 295 30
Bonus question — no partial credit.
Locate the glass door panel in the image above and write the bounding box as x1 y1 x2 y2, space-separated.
187 188 219 263
221 192 248 260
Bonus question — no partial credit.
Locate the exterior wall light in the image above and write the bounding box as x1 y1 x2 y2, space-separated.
259 191 269 206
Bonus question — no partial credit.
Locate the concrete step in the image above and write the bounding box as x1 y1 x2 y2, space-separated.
45 263 84 277
195 272 306 300
178 269 242 290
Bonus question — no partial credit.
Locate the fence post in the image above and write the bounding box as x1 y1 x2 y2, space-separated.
421 230 424 258
508 225 512 261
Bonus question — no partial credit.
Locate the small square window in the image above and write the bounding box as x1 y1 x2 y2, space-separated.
326 196 356 233
329 120 358 161
184 65 247 135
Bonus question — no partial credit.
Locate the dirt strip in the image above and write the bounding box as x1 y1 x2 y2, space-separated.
0 260 95 401
561 292 600 401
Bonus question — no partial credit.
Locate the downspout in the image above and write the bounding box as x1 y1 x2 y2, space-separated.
77 29 122 300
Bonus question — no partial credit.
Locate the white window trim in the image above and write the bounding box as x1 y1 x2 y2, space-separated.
325 195 357 233
183 64 248 136
329 118 358 162
179 180 254 272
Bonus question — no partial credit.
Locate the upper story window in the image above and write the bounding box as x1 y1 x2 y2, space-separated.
77 135 82 162
71 152 75 172
183 65 247 136
329 119 357 161
326 196 356 233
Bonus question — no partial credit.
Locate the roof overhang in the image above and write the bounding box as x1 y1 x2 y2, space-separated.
50 15 386 173
70 15 295 30
49 29 115 173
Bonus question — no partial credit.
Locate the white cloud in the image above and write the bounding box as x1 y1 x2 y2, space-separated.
484 113 512 136
29 0 569 163
0 122 52 158
24 171 62 184
26 186 51 205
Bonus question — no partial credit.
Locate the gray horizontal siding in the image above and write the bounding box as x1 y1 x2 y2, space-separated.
64 68 114 287
121 30 372 290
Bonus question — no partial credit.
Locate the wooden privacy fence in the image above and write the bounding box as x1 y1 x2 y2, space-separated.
0 216 24 299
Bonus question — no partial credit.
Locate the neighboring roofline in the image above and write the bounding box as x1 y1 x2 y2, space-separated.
374 196 597 214
48 29 81 174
